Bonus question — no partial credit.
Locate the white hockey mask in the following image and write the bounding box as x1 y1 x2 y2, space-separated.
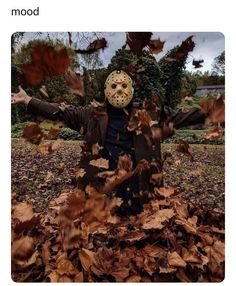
104 70 134 108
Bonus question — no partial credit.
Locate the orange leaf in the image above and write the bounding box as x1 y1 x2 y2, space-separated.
89 158 109 169
167 251 186 267
79 248 96 271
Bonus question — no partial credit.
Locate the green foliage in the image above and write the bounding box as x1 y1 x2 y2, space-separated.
11 122 32 138
190 70 225 86
58 128 83 141
11 122 83 141
177 96 201 109
108 49 165 104
181 72 197 97
11 39 83 123
212 51 225 76
159 46 192 108
164 129 224 145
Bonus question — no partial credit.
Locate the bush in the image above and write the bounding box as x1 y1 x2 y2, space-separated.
58 128 83 141
11 122 32 138
11 122 83 141
164 129 224 145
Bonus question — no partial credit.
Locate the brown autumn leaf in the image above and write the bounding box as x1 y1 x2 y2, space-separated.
189 167 205 177
22 43 71 85
37 139 63 155
182 245 204 264
148 38 165 55
91 247 130 282
165 36 195 62
91 143 102 156
75 168 86 178
126 275 142 282
142 208 175 230
150 172 163 185
167 251 186 267
143 244 166 258
23 123 44 145
12 236 35 261
13 215 41 235
12 202 35 223
200 95 225 124
204 240 224 272
56 253 79 276
64 68 84 96
176 140 190 154
47 128 60 139
156 186 175 198
74 272 84 282
79 248 96 271
126 32 153 54
204 127 224 140
89 158 109 169
75 38 107 54
175 218 197 234
42 241 50 265
192 59 204 68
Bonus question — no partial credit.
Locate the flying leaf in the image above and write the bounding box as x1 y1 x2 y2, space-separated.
23 123 44 145
148 38 165 55
192 59 204 68
64 68 84 96
75 38 107 54
165 36 195 62
126 32 153 54
22 43 71 85
89 158 109 169
200 95 225 124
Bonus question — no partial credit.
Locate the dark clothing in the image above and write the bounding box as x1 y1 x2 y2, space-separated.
27 98 207 214
103 104 135 170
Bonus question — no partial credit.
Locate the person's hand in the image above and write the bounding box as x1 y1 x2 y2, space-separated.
11 86 32 105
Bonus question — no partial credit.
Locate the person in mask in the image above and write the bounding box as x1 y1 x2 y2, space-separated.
11 70 210 215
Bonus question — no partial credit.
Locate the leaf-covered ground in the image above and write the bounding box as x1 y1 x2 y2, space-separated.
11 139 225 282
12 139 224 213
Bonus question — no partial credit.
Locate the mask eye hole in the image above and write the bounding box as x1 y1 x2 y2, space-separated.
122 83 127 88
111 83 117 89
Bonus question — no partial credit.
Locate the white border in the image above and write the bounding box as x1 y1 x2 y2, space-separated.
0 1 235 285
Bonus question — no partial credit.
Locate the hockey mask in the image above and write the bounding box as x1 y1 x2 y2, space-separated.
104 70 134 108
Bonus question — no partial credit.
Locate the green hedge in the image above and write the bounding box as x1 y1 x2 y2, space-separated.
11 122 83 141
164 129 224 145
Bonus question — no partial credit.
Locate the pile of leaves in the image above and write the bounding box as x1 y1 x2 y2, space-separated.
12 184 224 282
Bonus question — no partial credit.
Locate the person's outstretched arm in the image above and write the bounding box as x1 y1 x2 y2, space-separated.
11 86 92 132
161 106 207 129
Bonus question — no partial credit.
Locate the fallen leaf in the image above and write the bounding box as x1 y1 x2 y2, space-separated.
79 248 95 271
156 186 175 198
12 202 35 223
142 209 175 230
12 236 34 261
167 251 186 267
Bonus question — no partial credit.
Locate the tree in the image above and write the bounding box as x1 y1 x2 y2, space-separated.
11 39 82 123
212 51 225 76
108 49 165 104
158 45 194 108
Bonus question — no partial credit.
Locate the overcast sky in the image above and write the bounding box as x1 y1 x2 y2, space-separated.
21 32 224 73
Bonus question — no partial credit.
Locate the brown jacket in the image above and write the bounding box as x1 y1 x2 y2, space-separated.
27 98 206 193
